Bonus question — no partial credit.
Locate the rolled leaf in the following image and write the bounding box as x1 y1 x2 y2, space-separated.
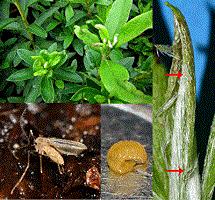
202 116 215 200
153 2 201 199
165 2 201 199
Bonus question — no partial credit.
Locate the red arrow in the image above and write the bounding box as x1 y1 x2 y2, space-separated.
166 71 183 79
166 166 184 176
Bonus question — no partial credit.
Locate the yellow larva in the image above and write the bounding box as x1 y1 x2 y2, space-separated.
107 140 148 174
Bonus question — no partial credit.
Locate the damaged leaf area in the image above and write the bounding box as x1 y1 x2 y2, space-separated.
153 2 202 200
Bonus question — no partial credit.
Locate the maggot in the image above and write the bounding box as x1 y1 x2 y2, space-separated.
11 130 87 194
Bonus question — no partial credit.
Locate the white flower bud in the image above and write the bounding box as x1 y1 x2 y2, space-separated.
91 43 103 47
44 62 48 68
108 40 113 48
112 34 119 46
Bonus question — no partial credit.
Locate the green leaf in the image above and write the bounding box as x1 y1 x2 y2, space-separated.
74 25 100 51
67 0 88 3
25 76 42 103
40 0 51 6
94 94 106 103
48 43 58 53
40 76 54 103
7 97 25 103
54 50 68 69
118 57 136 77
202 116 215 200
152 59 168 200
116 10 152 48
80 72 101 86
97 4 108 23
65 5 74 22
71 87 101 103
0 1 10 20
46 20 61 32
48 52 63 67
65 10 86 27
110 49 123 62
95 0 112 6
26 0 39 8
0 18 17 30
7 68 34 81
34 6 60 25
105 0 132 39
33 59 43 72
73 38 84 56
64 35 73 49
85 45 101 67
34 69 48 76
60 83 84 95
54 68 83 82
28 23 47 38
17 49 35 66
68 59 78 72
100 60 151 103
5 49 16 63
95 24 110 41
55 80 64 89
13 54 22 67
3 21 23 31
4 37 17 46
53 10 64 21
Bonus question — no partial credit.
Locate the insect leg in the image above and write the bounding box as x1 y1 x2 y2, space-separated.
155 44 180 59
19 108 28 136
40 154 43 173
61 165 65 173
57 164 63 174
11 150 31 194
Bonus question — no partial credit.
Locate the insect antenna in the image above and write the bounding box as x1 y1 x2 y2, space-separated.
11 150 31 194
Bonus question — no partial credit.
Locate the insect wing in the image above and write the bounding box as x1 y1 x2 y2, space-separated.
155 44 173 57
47 138 87 156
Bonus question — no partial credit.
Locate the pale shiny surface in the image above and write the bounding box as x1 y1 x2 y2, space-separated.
107 140 148 174
101 105 152 199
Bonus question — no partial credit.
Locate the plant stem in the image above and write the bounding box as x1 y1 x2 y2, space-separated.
13 0 34 45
